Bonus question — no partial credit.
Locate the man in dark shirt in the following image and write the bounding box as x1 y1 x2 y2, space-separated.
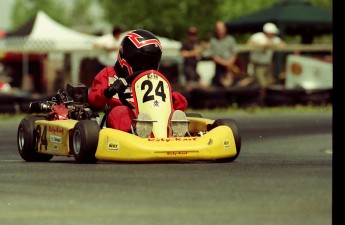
180 26 202 87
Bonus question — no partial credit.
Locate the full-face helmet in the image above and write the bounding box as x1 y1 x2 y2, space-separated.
114 29 162 77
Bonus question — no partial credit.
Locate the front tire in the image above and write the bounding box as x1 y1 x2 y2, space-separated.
70 120 100 163
17 116 54 162
212 119 241 162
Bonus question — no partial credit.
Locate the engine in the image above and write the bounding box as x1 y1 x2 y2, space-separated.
29 83 98 121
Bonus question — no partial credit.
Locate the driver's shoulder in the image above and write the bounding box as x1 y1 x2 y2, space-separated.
104 66 116 75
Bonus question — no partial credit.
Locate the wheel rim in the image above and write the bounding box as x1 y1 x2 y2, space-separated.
73 130 81 155
18 127 25 151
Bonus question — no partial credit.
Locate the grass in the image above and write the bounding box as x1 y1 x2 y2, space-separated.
0 104 332 121
185 104 332 115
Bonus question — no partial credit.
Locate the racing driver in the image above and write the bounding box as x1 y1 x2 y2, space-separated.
88 29 188 132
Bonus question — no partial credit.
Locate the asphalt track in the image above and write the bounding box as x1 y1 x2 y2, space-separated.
0 109 332 225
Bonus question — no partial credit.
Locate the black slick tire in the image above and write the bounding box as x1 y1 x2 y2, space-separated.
70 120 100 163
17 116 54 162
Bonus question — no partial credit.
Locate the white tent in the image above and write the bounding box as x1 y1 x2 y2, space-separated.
0 11 100 85
159 35 181 60
0 11 97 53
0 12 182 86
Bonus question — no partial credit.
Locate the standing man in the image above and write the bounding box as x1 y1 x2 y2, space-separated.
93 26 123 67
247 22 286 92
180 26 202 89
210 21 238 87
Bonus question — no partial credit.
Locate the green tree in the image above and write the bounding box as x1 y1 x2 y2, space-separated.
9 0 332 42
11 0 70 28
96 0 331 41
98 0 219 41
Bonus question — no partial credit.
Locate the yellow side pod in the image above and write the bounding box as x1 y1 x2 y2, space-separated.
35 120 77 156
95 125 237 162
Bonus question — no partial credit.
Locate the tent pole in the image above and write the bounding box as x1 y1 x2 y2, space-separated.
22 53 30 92
71 53 80 84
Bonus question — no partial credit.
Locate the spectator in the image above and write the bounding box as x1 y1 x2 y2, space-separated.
93 26 123 67
88 29 188 133
247 22 286 92
0 63 11 93
209 21 238 87
180 26 202 89
0 81 11 92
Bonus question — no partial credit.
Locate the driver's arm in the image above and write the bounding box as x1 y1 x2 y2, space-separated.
88 67 123 110
172 92 188 111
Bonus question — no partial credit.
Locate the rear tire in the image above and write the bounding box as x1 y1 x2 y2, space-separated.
17 116 54 162
70 120 100 163
212 119 241 162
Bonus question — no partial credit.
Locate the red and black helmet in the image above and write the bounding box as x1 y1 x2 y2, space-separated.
114 29 162 77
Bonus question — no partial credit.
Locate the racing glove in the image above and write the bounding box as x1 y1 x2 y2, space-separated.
103 77 128 99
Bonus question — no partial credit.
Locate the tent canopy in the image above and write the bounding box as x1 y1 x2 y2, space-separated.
1 12 181 56
226 0 332 43
0 11 97 52
0 11 182 85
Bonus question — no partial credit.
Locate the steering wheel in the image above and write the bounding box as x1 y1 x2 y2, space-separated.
118 91 135 110
117 70 144 110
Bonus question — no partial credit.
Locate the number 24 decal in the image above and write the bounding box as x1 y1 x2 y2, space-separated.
35 125 48 151
141 80 167 103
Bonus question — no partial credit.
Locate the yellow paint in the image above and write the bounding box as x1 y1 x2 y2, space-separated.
35 120 77 156
95 124 237 162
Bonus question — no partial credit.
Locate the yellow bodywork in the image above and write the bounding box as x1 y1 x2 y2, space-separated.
25 71 239 162
32 117 238 162
95 117 238 162
133 74 172 138
35 119 77 156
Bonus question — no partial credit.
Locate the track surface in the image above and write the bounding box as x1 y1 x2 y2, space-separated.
0 110 332 225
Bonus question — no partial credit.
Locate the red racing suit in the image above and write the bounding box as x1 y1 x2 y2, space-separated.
88 67 188 131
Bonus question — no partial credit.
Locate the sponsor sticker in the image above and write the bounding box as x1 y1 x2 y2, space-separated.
167 151 188 156
223 138 230 148
147 73 159 80
155 151 198 156
152 100 160 108
50 135 62 144
48 126 64 134
108 142 119 151
148 137 197 142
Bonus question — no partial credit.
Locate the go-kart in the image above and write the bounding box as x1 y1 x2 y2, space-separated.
17 70 241 163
